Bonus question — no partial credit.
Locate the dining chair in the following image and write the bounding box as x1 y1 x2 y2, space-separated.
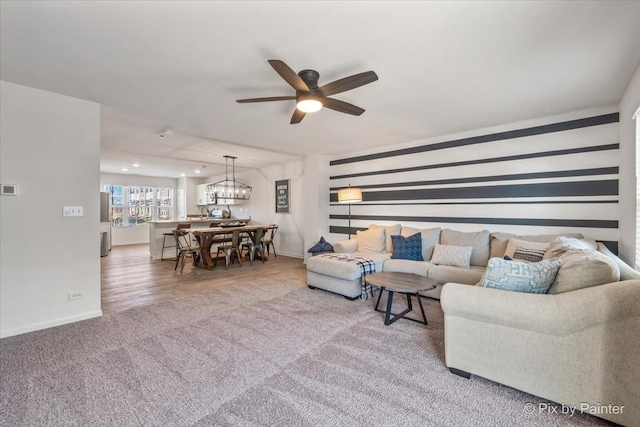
173 229 201 273
242 227 266 266
161 222 191 260
262 224 279 257
215 230 243 270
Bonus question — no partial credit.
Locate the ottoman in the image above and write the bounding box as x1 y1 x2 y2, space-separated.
306 253 391 299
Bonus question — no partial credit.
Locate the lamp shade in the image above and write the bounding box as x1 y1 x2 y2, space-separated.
337 187 363 203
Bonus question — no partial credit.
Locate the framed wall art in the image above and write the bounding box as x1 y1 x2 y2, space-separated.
275 179 290 213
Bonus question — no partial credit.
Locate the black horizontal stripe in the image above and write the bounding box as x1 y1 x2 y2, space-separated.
329 215 618 229
330 144 619 180
330 113 619 166
329 180 618 202
598 241 618 254
329 167 618 191
330 200 618 206
330 226 369 235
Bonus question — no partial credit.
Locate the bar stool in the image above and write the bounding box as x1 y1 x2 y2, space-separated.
161 222 191 260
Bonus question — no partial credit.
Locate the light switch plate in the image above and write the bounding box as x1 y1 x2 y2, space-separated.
63 206 83 217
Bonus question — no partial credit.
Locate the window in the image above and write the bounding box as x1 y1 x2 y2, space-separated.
104 185 174 227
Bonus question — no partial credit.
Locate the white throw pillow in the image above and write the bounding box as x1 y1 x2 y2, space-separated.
356 228 386 253
369 224 402 252
430 244 473 268
504 239 549 263
543 237 598 259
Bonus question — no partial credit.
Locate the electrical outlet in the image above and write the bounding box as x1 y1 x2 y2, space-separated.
63 206 83 217
68 291 83 301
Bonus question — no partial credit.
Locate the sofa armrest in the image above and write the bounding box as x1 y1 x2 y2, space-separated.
334 238 357 253
441 280 640 336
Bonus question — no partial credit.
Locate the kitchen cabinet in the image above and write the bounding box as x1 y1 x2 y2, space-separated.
198 183 246 205
196 184 209 205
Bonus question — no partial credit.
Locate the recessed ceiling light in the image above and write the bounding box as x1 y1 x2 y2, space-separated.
132 163 140 167
180 173 186 177
195 170 201 174
122 168 129 172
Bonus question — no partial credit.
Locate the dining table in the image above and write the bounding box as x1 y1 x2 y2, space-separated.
192 224 274 269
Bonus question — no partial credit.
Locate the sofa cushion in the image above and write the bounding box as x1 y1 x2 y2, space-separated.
428 265 485 285
504 239 549 263
430 244 473 268
383 259 433 276
306 252 391 281
369 224 402 252
490 232 585 259
480 257 562 294
441 229 490 267
356 228 386 253
597 243 640 281
543 237 598 259
391 233 423 261
401 226 441 261
548 249 621 294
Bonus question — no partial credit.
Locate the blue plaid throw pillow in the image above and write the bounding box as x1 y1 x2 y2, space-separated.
391 233 423 261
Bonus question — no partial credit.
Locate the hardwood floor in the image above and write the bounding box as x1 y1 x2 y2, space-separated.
100 244 306 314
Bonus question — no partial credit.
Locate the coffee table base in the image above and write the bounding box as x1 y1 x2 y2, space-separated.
374 287 428 326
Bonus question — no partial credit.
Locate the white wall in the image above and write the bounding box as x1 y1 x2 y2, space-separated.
183 176 204 216
100 172 178 246
303 154 330 261
206 160 306 258
328 106 621 253
1 81 102 338
618 63 640 266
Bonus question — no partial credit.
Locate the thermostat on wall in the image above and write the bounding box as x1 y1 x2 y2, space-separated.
1 184 17 196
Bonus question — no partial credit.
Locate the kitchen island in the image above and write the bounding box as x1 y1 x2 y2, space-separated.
149 218 250 259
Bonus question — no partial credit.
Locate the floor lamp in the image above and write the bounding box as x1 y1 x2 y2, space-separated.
337 184 363 239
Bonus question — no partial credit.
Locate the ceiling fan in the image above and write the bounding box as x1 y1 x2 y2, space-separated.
236 60 378 124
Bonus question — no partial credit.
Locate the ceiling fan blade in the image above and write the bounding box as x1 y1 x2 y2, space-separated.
236 96 296 103
290 109 306 124
319 71 378 96
323 98 365 116
268 60 310 92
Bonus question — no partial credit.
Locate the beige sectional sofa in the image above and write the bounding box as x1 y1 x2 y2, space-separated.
306 225 586 299
305 225 640 426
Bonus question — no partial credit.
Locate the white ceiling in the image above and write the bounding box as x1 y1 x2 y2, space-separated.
1 1 639 177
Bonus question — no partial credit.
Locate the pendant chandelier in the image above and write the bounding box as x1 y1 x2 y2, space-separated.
210 155 252 202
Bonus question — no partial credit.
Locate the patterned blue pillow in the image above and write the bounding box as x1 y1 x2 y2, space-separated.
391 233 423 261
480 257 562 294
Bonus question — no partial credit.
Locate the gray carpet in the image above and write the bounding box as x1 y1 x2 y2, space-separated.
0 269 611 426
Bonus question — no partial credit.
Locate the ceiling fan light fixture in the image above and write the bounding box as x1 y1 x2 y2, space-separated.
296 94 322 113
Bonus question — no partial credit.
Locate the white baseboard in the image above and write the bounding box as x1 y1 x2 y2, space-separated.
0 310 103 339
276 251 304 259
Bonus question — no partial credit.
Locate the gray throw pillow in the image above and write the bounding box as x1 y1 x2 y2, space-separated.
480 257 562 294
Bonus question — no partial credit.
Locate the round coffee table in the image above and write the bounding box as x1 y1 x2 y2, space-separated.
365 272 437 326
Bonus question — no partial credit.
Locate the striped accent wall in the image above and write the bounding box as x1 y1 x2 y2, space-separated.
329 112 620 254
